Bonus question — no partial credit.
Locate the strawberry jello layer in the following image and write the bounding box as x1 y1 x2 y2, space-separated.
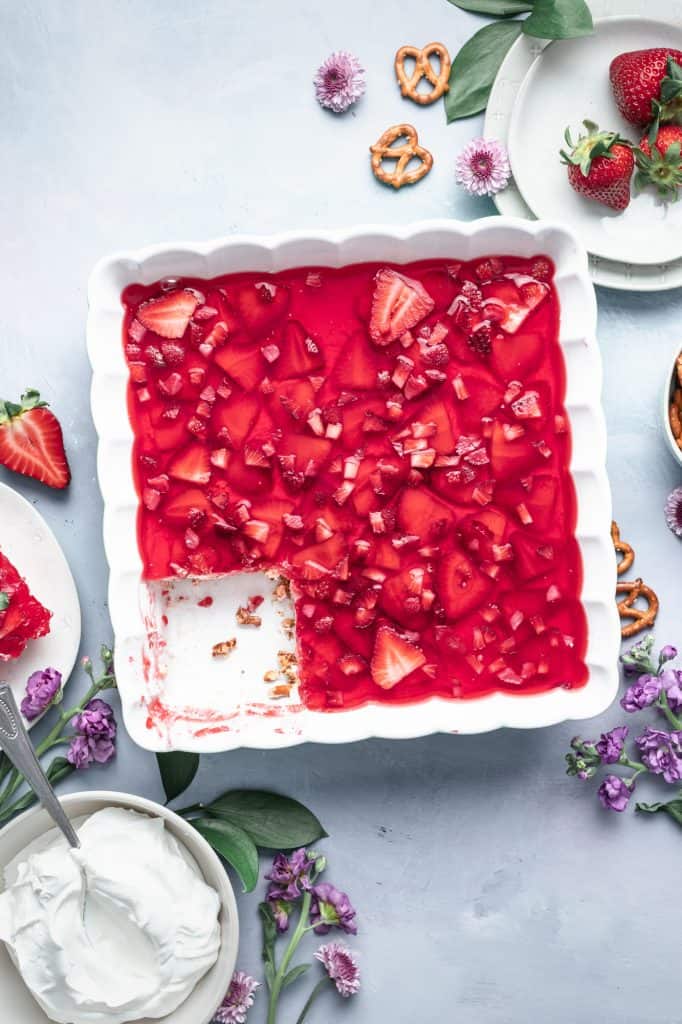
0 550 52 661
122 256 587 711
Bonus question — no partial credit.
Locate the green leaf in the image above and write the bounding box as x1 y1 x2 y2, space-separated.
444 21 523 122
637 798 682 827
192 817 259 892
156 750 199 803
446 0 533 13
0 592 9 612
282 964 311 989
523 0 593 39
203 790 327 849
259 900 277 986
0 758 75 821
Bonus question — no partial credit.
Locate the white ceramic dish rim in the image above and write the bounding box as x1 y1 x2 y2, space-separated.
486 0 682 292
663 341 682 468
0 790 239 1024
87 219 620 752
507 16 682 268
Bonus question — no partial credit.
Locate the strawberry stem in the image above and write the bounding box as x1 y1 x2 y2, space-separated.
0 389 49 425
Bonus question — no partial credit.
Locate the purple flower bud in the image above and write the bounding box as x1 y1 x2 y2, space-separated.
20 667 62 721
269 899 292 934
598 775 634 812
620 674 661 712
594 726 628 764
659 645 678 665
310 882 358 935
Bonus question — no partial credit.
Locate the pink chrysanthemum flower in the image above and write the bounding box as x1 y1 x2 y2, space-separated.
212 971 259 1024
315 943 361 998
665 486 682 537
455 137 511 197
314 51 366 113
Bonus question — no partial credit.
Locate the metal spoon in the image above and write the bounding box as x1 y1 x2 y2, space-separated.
0 684 80 849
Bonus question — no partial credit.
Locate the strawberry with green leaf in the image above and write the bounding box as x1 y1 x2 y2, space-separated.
609 50 682 130
0 390 71 489
635 125 682 201
560 120 635 211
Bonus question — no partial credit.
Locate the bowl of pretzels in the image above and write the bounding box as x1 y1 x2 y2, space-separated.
664 346 682 467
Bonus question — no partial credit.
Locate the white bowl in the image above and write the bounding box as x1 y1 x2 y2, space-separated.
87 218 620 751
663 344 682 468
0 791 239 1024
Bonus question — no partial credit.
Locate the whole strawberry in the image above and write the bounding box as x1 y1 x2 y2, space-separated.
609 49 682 128
0 390 71 489
560 121 635 211
636 125 682 200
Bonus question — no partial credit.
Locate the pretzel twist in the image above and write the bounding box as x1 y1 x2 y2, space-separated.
611 520 634 577
616 578 659 638
369 124 433 189
394 42 451 105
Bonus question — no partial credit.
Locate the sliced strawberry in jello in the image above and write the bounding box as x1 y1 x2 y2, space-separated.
396 487 455 540
491 331 545 381
369 269 434 346
331 331 383 390
490 420 539 480
482 276 549 334
168 444 211 484
137 291 199 339
214 346 263 391
233 281 290 337
272 321 325 379
370 625 426 689
0 551 52 662
436 548 491 620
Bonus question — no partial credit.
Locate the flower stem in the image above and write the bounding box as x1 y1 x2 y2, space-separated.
658 689 682 730
267 891 312 1024
294 978 330 1024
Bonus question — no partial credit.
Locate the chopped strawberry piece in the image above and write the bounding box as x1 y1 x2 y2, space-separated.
168 444 211 484
138 291 198 339
437 549 491 620
233 281 290 337
370 626 426 689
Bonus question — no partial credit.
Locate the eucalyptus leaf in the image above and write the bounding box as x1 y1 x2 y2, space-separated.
156 750 199 803
637 798 682 827
447 0 533 14
282 964 311 989
445 21 523 122
522 0 593 39
193 818 259 892
204 790 327 849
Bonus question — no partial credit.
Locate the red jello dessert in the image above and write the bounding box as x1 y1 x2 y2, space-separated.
122 255 588 710
0 550 52 661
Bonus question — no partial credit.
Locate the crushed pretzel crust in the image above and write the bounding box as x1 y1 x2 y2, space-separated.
212 638 237 657
272 577 291 601
281 617 295 640
277 650 298 684
263 669 279 682
236 605 262 627
269 682 293 699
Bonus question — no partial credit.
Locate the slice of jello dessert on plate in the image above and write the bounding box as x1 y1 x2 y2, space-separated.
122 254 588 716
0 549 52 661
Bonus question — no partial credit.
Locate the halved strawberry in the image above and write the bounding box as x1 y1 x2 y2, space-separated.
233 280 290 337
409 397 458 453
370 625 426 689
272 321 324 379
168 444 211 484
164 487 211 523
271 379 317 424
369 269 435 346
137 290 198 339
290 534 347 578
436 548 491 620
396 487 455 540
483 277 549 334
212 394 260 448
0 390 71 489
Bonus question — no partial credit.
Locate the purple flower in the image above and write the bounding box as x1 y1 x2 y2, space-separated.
20 667 62 721
595 726 628 764
67 733 93 770
270 899 293 934
310 883 357 936
315 943 360 998
598 774 634 812
265 848 314 903
212 971 259 1024
72 698 117 763
664 487 682 538
636 727 682 783
314 51 366 113
455 137 511 197
620 674 661 712
663 669 682 713
660 645 678 665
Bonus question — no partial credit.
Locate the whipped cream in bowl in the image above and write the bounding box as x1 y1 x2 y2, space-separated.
0 792 239 1024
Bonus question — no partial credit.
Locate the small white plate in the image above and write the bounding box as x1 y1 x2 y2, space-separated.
0 483 81 723
508 16 682 266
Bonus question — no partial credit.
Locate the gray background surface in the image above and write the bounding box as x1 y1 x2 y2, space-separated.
2 2 681 1021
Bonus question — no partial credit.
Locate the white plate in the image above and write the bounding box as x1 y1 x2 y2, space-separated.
87 219 619 753
486 0 682 290
0 483 81 724
0 791 239 1024
508 17 682 266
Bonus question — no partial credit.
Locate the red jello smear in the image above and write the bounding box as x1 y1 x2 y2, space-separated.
122 256 588 712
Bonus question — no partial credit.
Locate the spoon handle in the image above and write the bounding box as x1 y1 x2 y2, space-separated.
0 685 80 848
